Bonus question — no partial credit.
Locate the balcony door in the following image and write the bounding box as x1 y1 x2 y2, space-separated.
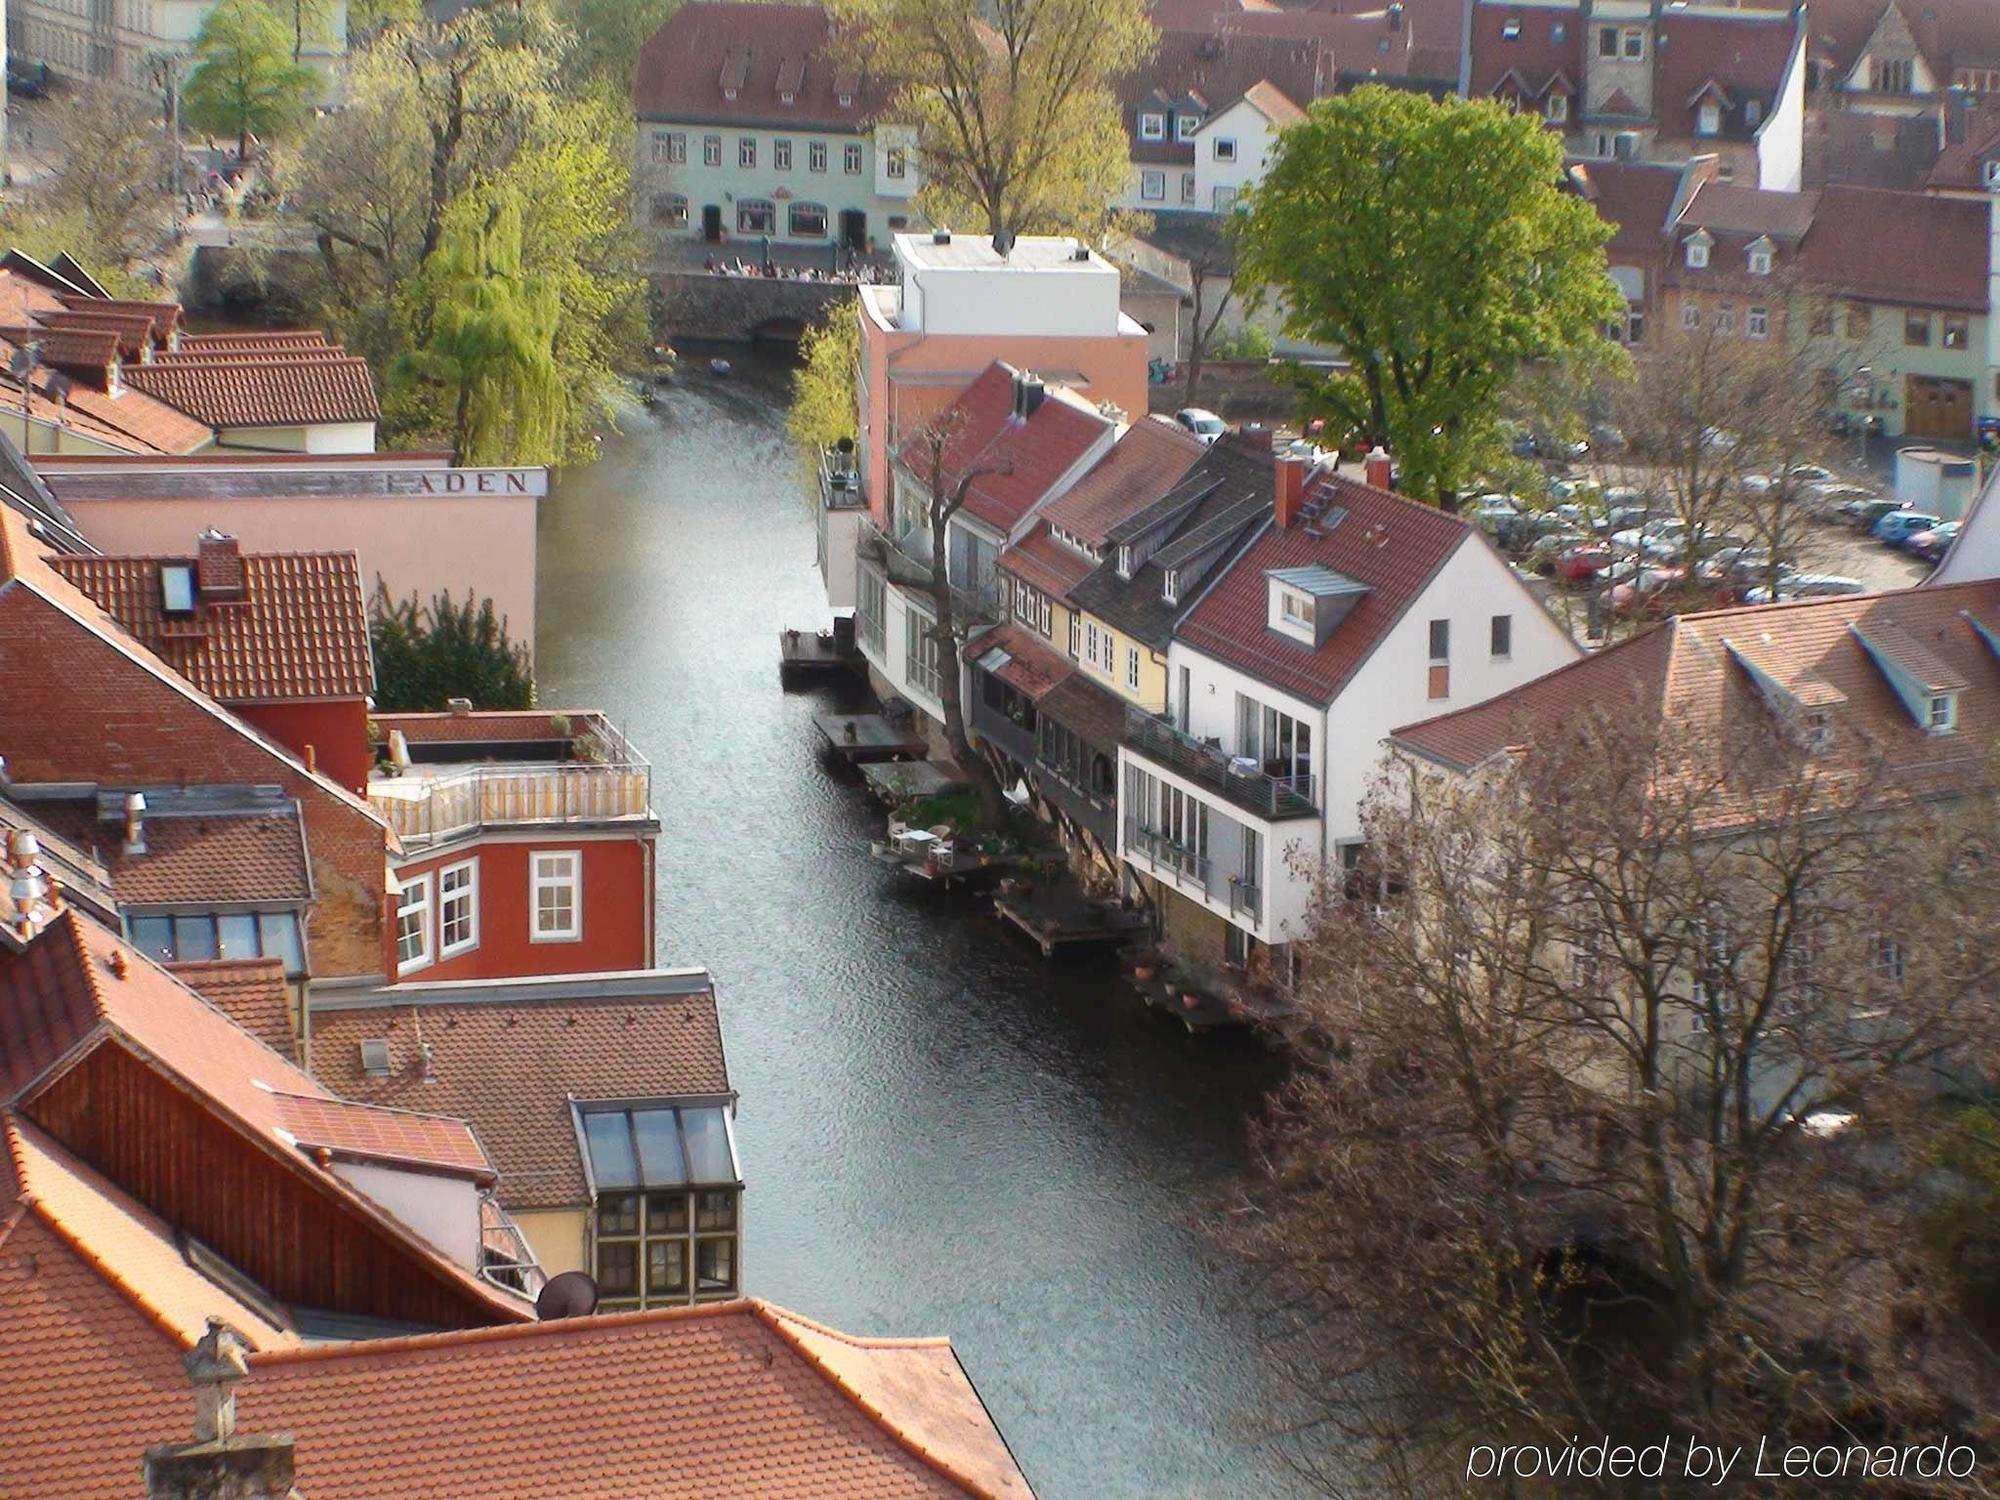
1236 694 1312 788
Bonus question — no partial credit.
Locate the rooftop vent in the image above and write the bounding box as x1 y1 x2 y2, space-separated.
932 228 952 244
447 696 473 716
359 1038 391 1077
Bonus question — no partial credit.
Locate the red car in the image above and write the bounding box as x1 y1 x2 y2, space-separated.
1555 542 1614 584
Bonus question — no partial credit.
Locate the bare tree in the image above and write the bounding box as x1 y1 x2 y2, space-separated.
1181 237 1237 410
31 88 174 261
1229 704 2000 1495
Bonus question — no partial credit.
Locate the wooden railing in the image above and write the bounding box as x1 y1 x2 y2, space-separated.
371 763 652 845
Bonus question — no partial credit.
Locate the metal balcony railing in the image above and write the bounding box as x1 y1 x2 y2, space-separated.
371 760 652 845
1125 821 1211 888
1229 878 1262 921
1123 711 1319 821
818 447 867 511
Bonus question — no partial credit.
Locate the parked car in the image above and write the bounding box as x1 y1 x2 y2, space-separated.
1174 408 1227 446
1595 503 1654 537
1525 529 1592 571
1555 541 1615 583
1611 518 1690 559
1282 438 1336 466
1787 464 1837 486
1743 573 1867 603
1840 497 1908 531
1906 521 1962 563
1810 483 1876 516
1872 510 1944 546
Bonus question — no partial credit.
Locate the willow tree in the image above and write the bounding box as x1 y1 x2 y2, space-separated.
788 300 861 477
393 191 565 466
832 0 1151 240
181 0 319 162
1235 86 1625 502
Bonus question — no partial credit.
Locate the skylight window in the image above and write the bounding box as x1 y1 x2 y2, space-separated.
160 562 195 614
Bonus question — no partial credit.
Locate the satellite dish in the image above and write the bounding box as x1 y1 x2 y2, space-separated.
535 1270 599 1321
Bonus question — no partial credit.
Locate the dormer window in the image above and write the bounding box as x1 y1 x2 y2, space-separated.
1545 90 1569 123
1279 588 1314 628
160 562 195 615
1685 231 1712 269
837 92 854 108
1176 113 1201 142
1744 98 1762 128
1698 101 1721 135
1162 568 1183 606
1502 17 1521 38
1140 112 1165 141
1928 692 1958 733
1748 240 1773 275
781 89 795 104
1802 709 1832 752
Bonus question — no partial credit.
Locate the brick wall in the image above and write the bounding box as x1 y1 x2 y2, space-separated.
0 587 389 977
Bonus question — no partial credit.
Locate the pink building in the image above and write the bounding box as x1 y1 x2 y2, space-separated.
818 231 1150 609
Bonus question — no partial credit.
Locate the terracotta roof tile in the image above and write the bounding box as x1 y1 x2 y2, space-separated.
167 957 298 1060
1568 158 1686 261
235 1299 1032 1499
28 797 312 907
976 622 1075 700
1469 3 1582 98
634 4 898 130
49 546 373 702
1120 30 1329 162
1175 468 1471 704
1040 417 1204 547
0 332 212 454
1393 583 2000 825
371 709 592 744
267 1092 494 1179
1652 10 1799 140
1796 186 1990 312
126 354 380 428
307 985 730 1210
998 527 1097 600
895 365 1111 535
1805 0 1999 86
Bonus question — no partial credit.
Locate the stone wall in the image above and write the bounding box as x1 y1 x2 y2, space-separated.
653 273 856 344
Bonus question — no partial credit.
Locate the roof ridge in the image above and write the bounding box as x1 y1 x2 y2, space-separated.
749 1301 998 1500
758 1299 955 1350
250 1295 758 1367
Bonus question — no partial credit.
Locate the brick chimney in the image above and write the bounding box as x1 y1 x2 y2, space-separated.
1364 445 1394 491
195 530 245 602
143 1321 297 1500
1274 454 1307 528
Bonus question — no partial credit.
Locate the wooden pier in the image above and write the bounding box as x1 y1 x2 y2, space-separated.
778 627 862 686
812 713 927 764
1130 966 1298 1033
868 829 1014 889
859 760 966 803
993 884 1149 958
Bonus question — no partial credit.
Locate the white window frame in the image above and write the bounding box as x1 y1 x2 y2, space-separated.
1747 305 1769 340
1697 101 1721 136
1212 137 1237 162
1682 300 1701 329
531 850 583 943
1181 171 1196 203
396 872 433 972
1126 645 1141 691
809 140 828 173
886 145 906 179
1279 587 1314 627
1928 692 1958 733
703 134 722 166
1140 169 1166 201
1175 113 1201 142
1545 90 1568 123
1748 247 1772 275
843 142 863 175
1213 185 1238 212
738 136 756 168
1139 112 1165 141
438 857 479 959
1685 237 1709 269
774 138 792 171
1622 26 1644 58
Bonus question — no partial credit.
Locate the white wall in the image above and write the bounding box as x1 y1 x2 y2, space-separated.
1193 99 1282 215
332 1161 483 1270
902 255 1125 336
1756 29 1807 193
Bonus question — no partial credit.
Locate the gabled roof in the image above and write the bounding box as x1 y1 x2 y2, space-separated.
1795 185 1990 311
1653 9 1800 140
1926 95 2000 191
1174 467 1475 705
21 790 312 910
48 544 373 703
1566 157 1688 262
307 972 730 1211
1805 0 1998 89
1039 417 1203 547
267 1091 495 1181
234 1298 1031 1500
998 526 1099 600
895 363 1111 536
975 621 1075 701
1118 30 1329 161
1234 78 1311 126
1468 2 1582 99
167 957 298 1060
1392 583 2000 824
126 353 380 429
633 3 896 130
0 329 211 454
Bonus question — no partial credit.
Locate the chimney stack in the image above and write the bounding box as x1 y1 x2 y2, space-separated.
1012 371 1045 421
195 530 245 602
144 1322 297 1500
124 792 147 856
1364 445 1395 491
1274 454 1307 528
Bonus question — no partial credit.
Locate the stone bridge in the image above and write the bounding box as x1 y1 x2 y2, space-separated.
652 272 857 344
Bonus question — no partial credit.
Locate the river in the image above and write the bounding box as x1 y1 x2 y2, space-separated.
535 353 1292 1500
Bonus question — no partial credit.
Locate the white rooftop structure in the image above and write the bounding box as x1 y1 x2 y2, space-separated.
890 231 1134 338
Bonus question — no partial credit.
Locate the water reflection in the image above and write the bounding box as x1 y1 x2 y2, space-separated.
535 356 1290 1499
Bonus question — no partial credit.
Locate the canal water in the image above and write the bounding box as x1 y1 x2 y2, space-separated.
536 355 1291 1499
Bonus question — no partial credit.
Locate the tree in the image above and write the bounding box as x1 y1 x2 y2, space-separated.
908 411 1015 829
181 0 319 161
1234 86 1625 503
278 0 335 62
369 582 533 710
32 88 173 261
391 190 565 465
1228 707 1999 1494
788 300 861 475
831 0 1152 240
562 0 679 92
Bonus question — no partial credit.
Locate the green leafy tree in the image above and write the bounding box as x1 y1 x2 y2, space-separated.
369 582 534 710
831 0 1152 240
564 0 679 92
392 189 565 465
181 0 320 161
1235 86 1625 501
787 299 860 475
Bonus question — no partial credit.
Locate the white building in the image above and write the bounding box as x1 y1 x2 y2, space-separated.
1117 456 1581 977
10 0 347 100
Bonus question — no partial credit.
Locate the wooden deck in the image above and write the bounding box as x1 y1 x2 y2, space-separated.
1130 966 1299 1033
993 883 1149 958
859 759 966 803
867 836 1014 889
778 628 862 685
812 713 927 764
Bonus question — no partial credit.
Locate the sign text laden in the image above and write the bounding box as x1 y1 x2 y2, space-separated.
385 469 549 498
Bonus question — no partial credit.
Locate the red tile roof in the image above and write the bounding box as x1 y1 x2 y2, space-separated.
1000 528 1098 600
306 982 730 1210
28 797 312 908
1652 9 1799 140
0 330 212 454
1393 582 2000 823
1795 185 1991 311
48 545 372 703
1040 416 1204 546
1468 2 1581 98
896 364 1110 535
978 622 1075 700
235 1299 1033 1500
372 709 595 744
178 329 330 354
1804 0 2000 89
268 1091 495 1180
633 4 897 130
1926 98 2000 191
1121 30 1332 163
167 957 298 1060
1567 158 1687 262
1174 470 1474 705
126 353 380 428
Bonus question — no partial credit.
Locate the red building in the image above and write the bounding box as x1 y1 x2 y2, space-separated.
368 710 659 982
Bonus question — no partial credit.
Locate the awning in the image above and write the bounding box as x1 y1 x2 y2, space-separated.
976 622 1075 701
